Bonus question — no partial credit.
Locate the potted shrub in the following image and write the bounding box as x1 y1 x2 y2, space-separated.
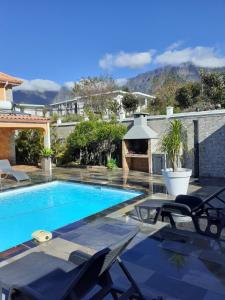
40 147 53 172
161 119 192 196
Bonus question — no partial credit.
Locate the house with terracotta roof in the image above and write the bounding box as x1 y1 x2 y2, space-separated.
0 72 51 171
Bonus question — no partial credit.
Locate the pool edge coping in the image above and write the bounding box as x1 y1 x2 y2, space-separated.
0 178 149 261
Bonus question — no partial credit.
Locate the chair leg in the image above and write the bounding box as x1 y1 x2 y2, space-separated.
167 213 176 228
116 257 145 300
110 289 120 300
193 216 223 239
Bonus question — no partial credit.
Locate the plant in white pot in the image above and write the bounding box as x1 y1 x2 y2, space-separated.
161 119 192 196
40 147 53 172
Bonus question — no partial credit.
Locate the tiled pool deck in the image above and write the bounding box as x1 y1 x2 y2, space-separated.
0 167 225 299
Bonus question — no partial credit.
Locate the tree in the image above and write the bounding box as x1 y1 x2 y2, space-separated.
175 82 201 108
73 76 117 113
122 93 139 113
122 86 130 92
200 71 225 105
155 80 183 105
67 117 127 165
107 100 121 115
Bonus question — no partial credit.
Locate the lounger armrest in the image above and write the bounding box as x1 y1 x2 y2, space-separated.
9 285 46 300
162 202 192 216
205 207 225 218
69 250 92 266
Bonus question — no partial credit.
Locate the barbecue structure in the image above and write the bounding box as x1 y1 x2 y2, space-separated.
122 113 158 173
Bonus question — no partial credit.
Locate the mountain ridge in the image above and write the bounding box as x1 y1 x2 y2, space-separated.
126 62 225 94
13 63 225 105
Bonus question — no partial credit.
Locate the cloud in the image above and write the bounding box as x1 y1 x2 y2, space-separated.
155 46 225 68
63 81 74 89
115 78 128 87
14 79 61 92
99 50 153 70
166 40 184 51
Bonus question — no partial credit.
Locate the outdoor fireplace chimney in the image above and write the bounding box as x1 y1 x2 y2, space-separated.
122 113 158 173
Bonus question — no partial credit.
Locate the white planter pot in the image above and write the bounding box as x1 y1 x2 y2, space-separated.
162 168 192 196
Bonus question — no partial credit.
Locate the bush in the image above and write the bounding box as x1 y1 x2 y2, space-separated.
15 129 43 165
66 118 127 166
50 113 58 123
51 127 67 165
107 159 117 170
62 114 84 123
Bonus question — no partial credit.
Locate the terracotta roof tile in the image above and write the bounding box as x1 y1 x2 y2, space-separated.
0 72 23 86
0 113 49 123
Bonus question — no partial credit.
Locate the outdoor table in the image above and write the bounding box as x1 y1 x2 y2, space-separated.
135 199 169 224
135 199 193 225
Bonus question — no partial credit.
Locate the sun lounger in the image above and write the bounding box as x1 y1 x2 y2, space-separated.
0 230 147 300
0 159 30 182
135 187 225 238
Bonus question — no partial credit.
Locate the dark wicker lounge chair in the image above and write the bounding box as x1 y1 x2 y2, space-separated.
0 230 146 300
135 187 225 238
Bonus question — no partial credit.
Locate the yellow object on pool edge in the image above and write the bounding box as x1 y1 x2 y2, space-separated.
32 230 52 243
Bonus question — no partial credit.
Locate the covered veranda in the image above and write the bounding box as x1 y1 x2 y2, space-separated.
0 112 51 171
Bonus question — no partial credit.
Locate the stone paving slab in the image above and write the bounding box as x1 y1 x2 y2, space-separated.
0 238 95 268
1 168 225 299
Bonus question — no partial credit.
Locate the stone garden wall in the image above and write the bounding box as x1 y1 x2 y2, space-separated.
54 110 225 178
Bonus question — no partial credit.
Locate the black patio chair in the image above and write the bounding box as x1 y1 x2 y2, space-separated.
135 187 225 239
0 230 146 300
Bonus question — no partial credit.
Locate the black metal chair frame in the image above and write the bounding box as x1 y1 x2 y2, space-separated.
6 230 146 300
136 187 225 239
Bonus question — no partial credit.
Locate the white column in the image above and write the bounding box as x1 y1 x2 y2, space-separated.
44 123 51 148
43 123 52 175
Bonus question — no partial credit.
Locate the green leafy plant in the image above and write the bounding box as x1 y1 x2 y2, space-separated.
67 117 127 165
51 127 67 165
62 114 84 123
50 113 59 124
15 129 44 165
40 147 53 158
175 82 201 108
107 159 117 170
161 119 184 171
122 93 139 113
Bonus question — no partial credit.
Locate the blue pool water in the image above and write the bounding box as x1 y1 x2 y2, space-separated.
0 181 141 252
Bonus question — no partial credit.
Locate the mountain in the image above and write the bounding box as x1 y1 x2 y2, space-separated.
52 86 73 103
126 63 225 94
13 90 58 105
13 86 73 105
13 63 225 105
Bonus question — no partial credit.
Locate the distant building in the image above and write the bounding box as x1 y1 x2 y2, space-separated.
15 103 49 117
50 90 155 118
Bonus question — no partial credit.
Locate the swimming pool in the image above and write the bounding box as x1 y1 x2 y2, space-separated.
0 181 142 252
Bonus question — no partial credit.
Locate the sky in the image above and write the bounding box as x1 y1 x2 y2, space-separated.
1 0 225 92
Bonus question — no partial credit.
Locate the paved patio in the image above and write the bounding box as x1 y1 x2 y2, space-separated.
0 167 225 299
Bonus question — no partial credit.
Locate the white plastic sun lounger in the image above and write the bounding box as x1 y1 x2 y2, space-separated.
0 160 30 182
